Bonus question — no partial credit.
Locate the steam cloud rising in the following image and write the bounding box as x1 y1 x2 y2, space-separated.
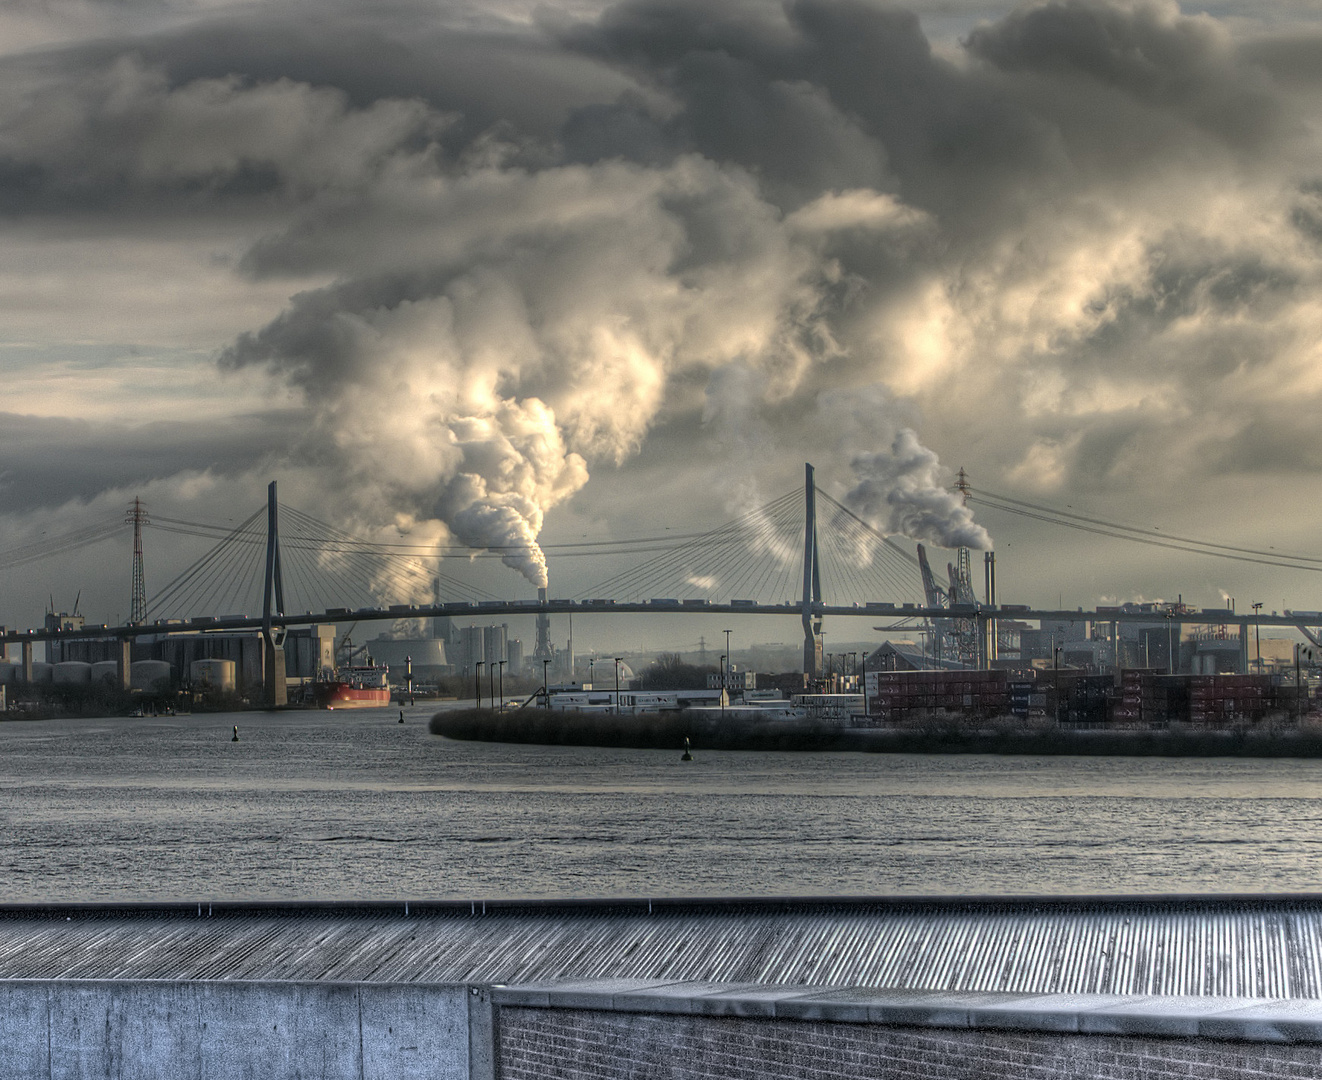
847 430 992 550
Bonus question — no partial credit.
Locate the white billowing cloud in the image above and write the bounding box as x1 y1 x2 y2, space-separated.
225 150 858 587
845 428 992 550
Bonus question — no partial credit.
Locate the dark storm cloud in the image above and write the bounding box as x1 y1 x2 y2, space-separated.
561 0 1049 213
965 0 1280 148
4 0 1322 598
0 412 296 511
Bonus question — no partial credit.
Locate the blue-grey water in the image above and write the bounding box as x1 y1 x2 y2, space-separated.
3 704 1322 901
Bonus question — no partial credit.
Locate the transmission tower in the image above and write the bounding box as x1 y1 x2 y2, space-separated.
126 497 148 625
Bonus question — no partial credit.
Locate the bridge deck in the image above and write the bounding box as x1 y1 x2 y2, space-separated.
4 896 1322 1000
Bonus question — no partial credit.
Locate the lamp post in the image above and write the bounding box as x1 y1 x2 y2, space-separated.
1167 607 1178 675
720 654 727 717
488 661 494 707
1053 645 1062 725
849 651 858 691
589 657 594 688
497 659 506 711
1252 602 1263 674
542 658 550 705
475 661 483 710
614 657 622 714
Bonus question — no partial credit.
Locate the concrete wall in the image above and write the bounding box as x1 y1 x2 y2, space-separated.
0 980 478 1080
6 978 1322 1079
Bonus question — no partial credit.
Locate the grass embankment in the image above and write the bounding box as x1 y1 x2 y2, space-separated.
430 707 1322 756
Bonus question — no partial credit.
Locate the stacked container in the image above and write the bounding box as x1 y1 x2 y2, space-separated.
1188 673 1273 725
866 669 1009 723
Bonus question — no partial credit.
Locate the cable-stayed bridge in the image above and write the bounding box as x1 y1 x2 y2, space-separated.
4 465 1322 685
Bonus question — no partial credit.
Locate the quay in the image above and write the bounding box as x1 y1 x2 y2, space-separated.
5 896 1322 1077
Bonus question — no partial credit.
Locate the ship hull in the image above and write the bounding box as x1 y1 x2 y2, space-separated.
320 685 391 710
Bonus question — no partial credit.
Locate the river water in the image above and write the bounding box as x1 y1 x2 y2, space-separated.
2 704 1321 901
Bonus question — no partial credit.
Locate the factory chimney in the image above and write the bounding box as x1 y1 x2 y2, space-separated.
534 585 553 662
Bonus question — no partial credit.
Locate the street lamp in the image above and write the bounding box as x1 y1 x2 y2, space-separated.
1053 646 1062 725
542 658 550 705
475 661 483 710
588 657 594 688
614 657 622 714
1166 607 1178 675
1252 602 1263 674
497 659 506 711
720 654 727 717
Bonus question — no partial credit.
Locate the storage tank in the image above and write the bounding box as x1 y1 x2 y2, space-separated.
29 663 53 684
0 662 15 685
189 658 236 693
91 661 119 685
130 660 172 692
53 661 92 685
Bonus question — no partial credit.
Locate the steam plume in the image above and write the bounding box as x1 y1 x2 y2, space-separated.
846 430 992 550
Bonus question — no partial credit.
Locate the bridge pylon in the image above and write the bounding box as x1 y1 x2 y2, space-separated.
126 498 148 626
262 481 288 708
801 463 823 679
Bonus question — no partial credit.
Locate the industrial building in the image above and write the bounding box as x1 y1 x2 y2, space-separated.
41 625 335 699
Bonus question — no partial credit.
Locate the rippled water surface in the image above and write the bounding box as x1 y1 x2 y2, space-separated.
3 705 1322 900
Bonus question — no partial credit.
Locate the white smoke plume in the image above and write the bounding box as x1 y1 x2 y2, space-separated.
223 151 841 589
846 429 992 551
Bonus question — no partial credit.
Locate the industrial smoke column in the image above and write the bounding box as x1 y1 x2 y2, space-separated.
126 497 149 626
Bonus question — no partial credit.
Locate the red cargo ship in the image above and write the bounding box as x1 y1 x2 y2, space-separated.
317 665 391 709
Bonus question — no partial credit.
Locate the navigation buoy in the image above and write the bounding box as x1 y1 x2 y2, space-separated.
681 736 693 762
232 726 239 742
399 710 405 724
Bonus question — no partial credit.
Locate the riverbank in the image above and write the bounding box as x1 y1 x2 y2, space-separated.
429 708 1322 756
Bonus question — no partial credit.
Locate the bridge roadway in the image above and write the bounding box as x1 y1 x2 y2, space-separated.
1 601 1314 646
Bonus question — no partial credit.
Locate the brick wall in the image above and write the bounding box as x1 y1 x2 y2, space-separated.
497 1006 1322 1080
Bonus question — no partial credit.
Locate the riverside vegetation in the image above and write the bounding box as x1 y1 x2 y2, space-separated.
429 708 1322 757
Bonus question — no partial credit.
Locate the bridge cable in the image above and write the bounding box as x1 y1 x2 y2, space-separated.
971 489 1322 573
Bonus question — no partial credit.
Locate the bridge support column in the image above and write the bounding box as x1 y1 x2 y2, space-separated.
116 639 131 691
264 635 287 708
261 480 287 708
20 640 33 684
801 463 822 680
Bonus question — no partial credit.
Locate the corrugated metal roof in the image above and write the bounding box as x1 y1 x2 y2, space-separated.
4 897 1322 998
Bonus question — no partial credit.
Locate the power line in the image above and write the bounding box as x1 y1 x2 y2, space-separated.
972 487 1322 572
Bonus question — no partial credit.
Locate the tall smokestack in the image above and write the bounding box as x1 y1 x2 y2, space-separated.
535 584 552 661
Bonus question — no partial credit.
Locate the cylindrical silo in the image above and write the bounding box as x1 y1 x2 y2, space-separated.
53 661 92 685
130 660 172 692
189 658 236 693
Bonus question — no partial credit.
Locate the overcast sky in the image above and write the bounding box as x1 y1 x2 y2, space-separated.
5 0 1322 644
